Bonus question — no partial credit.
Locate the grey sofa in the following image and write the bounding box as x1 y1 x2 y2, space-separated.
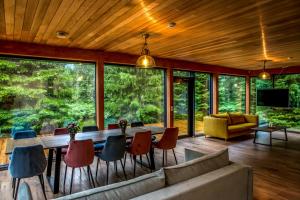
52 148 253 200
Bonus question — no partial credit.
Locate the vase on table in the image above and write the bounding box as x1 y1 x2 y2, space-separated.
118 119 128 135
67 122 80 141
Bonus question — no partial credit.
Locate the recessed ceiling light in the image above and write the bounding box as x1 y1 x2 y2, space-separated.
168 22 176 28
56 31 69 39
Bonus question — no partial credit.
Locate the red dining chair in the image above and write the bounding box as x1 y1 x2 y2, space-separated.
108 123 119 129
125 131 152 177
153 127 179 166
63 139 95 194
53 128 68 155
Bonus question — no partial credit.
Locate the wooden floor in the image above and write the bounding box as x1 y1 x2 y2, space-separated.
1 131 300 200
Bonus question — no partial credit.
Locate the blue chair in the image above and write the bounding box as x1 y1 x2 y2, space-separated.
95 135 126 184
82 126 104 151
9 145 47 200
12 130 36 140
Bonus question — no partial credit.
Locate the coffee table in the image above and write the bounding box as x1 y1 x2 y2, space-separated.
252 126 288 146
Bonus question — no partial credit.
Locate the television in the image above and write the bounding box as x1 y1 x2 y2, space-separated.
257 89 289 107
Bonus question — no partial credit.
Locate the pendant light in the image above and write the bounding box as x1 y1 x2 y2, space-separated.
258 60 271 80
136 33 156 68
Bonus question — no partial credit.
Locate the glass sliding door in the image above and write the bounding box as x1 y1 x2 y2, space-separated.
104 64 165 128
194 73 211 134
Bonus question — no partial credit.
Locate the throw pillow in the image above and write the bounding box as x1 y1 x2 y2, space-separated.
229 113 246 124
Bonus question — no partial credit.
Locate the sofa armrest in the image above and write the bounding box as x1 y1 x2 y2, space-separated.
203 117 228 139
244 114 258 125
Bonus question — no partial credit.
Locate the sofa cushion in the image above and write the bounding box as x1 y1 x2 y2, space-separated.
163 149 229 186
229 113 246 125
132 163 252 200
211 113 232 125
228 123 257 134
54 169 165 200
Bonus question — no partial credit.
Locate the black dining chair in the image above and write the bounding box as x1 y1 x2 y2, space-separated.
95 135 127 184
82 125 104 151
130 121 144 127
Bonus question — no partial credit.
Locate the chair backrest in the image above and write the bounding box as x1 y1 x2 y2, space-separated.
157 127 179 149
101 135 126 161
107 123 119 130
82 125 99 132
130 131 152 155
9 145 46 178
13 130 37 140
64 139 94 168
54 128 68 135
131 121 144 127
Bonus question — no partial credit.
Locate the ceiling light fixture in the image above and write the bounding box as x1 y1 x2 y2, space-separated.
136 33 156 68
258 60 271 80
56 31 69 39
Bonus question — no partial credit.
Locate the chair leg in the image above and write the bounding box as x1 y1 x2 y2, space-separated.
146 153 152 172
70 168 75 194
139 155 143 168
12 178 16 196
114 161 118 175
120 159 127 180
14 178 21 200
133 156 137 177
95 157 100 180
38 175 47 200
106 161 109 185
88 166 95 188
165 150 168 165
63 165 67 194
124 152 127 168
86 166 91 187
172 149 178 165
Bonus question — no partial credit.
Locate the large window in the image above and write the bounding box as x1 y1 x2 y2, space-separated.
251 75 300 131
0 57 96 136
218 75 246 113
104 64 165 127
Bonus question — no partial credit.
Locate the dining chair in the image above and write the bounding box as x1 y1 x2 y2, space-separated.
82 125 99 132
125 131 152 177
95 135 126 184
152 127 179 166
130 121 144 127
53 128 68 155
63 139 95 194
82 125 104 151
12 130 36 140
9 144 47 200
107 123 119 129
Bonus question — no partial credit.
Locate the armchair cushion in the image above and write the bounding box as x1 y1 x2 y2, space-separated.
228 123 257 133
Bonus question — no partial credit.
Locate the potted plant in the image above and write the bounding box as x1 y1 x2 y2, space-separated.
118 119 128 134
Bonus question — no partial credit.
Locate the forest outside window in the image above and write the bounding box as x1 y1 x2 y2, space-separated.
104 64 165 128
218 75 246 113
0 56 96 138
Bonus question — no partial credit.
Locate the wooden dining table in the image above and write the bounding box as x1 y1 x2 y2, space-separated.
5 126 165 194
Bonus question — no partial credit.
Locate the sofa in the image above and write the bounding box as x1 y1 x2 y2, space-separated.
19 148 253 200
203 113 258 140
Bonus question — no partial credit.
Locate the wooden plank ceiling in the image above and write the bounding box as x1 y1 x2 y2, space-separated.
0 0 300 70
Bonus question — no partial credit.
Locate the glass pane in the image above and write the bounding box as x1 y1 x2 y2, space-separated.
0 56 96 164
173 80 189 136
250 77 272 124
173 70 191 77
195 73 210 134
218 75 246 113
104 64 165 127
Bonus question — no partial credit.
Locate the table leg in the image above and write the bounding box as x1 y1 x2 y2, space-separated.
270 132 272 146
149 146 155 170
253 131 257 144
53 148 62 194
46 149 53 177
284 128 288 141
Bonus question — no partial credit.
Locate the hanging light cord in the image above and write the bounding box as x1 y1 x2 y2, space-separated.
141 33 150 55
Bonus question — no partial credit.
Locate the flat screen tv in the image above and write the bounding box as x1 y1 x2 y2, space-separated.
257 89 289 107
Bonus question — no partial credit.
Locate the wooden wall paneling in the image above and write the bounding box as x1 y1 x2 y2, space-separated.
0 0 6 38
212 73 219 114
3 0 15 40
245 76 250 114
166 68 174 128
